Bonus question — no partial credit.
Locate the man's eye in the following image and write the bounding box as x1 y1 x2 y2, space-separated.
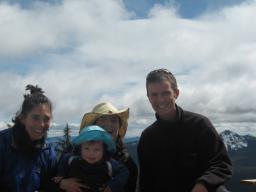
149 93 157 97
162 92 171 96
32 115 41 120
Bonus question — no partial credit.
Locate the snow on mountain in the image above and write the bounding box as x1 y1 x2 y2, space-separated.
220 130 248 151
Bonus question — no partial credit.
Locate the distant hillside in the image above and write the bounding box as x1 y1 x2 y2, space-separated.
220 130 256 192
124 137 139 166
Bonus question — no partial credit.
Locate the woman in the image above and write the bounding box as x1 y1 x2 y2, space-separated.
60 102 138 192
0 84 58 191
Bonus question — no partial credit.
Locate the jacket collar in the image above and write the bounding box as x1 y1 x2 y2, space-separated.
155 104 182 124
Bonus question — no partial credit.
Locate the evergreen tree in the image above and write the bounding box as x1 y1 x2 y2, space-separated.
56 123 73 161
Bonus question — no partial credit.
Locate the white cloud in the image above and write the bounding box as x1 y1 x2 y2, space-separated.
0 0 256 136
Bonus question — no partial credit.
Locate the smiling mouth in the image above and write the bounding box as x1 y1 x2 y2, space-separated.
158 104 169 109
33 128 47 136
34 129 43 134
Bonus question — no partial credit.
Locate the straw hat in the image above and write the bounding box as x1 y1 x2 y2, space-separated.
73 125 116 153
80 102 129 138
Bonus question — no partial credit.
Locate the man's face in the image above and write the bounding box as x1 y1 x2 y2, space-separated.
147 80 179 120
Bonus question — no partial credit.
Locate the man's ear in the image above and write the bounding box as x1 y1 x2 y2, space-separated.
174 88 179 99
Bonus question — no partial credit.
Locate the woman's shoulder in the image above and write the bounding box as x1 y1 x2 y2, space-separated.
0 128 12 137
109 156 136 170
39 141 59 163
108 157 125 168
0 128 12 147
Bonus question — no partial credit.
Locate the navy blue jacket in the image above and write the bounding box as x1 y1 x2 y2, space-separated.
0 128 58 192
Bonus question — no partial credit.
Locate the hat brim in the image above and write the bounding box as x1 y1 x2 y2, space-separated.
80 108 129 138
72 129 116 153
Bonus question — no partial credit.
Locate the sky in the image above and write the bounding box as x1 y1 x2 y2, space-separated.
0 0 256 137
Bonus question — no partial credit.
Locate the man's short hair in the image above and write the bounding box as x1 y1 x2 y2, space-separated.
146 68 178 94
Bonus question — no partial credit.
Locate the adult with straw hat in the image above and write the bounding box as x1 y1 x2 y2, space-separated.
80 102 129 139
79 102 138 192
59 102 138 192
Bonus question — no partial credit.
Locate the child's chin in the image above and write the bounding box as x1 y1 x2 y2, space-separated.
86 159 99 164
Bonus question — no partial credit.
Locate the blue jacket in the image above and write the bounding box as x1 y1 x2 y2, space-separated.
0 128 58 192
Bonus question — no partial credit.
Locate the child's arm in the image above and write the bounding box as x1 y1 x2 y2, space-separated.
59 178 89 192
52 176 64 184
54 154 90 192
101 186 112 192
51 153 70 189
106 159 129 192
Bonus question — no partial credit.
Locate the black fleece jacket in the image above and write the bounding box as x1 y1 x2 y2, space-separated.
138 105 233 192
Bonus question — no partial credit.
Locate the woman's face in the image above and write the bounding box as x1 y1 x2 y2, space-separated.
21 104 52 141
95 115 120 139
81 141 104 164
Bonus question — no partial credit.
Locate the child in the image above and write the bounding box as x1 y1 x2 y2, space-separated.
53 125 129 192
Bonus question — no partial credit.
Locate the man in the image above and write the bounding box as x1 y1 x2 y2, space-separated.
137 69 233 192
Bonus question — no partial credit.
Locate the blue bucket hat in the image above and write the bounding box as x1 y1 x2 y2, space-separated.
72 125 116 153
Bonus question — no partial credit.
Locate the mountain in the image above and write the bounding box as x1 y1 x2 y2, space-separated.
220 130 248 151
124 137 140 165
123 130 256 192
220 130 256 192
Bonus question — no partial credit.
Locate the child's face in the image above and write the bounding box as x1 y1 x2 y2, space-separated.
81 141 104 164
